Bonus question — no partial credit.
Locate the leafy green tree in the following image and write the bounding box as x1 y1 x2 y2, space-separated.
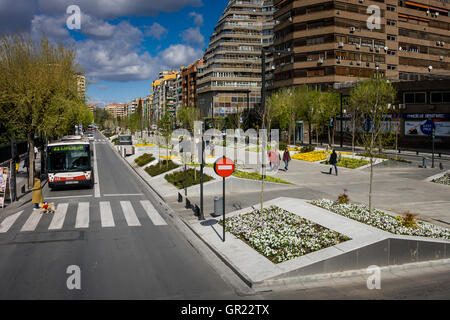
0 32 84 187
295 85 320 145
315 91 340 147
349 77 396 215
158 109 174 168
177 106 200 133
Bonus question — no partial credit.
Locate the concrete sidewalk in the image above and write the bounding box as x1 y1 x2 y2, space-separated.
1 153 42 214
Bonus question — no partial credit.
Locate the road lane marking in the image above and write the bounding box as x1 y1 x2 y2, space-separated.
48 203 69 230
45 195 92 200
103 194 144 197
93 142 101 198
75 202 89 229
100 201 115 227
0 211 23 233
120 201 141 226
21 210 44 232
140 200 167 226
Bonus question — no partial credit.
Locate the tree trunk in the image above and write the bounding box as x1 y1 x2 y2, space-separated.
10 138 17 202
352 112 356 155
327 125 331 147
28 133 35 189
368 135 375 216
308 121 312 145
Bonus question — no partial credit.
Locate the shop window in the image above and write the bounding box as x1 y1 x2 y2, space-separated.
404 92 426 104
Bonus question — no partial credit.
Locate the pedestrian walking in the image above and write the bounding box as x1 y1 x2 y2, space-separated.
14 154 20 172
283 148 291 171
329 150 338 176
23 153 29 172
34 146 38 159
31 176 44 210
268 150 277 171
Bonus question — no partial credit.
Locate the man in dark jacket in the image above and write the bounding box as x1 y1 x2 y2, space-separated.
283 148 291 171
329 150 338 176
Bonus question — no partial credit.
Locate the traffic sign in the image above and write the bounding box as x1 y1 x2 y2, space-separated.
214 157 235 178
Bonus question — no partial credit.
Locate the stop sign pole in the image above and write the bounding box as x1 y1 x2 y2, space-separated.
214 156 235 242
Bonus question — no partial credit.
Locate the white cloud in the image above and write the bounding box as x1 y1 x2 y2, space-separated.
181 27 204 46
189 12 203 26
31 14 70 42
144 22 168 40
160 44 203 68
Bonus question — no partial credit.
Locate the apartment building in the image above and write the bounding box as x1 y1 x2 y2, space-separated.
87 103 99 114
272 0 450 90
76 73 86 101
105 103 127 119
151 70 180 121
182 59 203 108
197 0 275 117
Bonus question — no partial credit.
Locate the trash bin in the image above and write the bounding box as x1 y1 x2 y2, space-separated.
214 196 223 216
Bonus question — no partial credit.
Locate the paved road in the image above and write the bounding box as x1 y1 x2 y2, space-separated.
0 131 240 299
1 131 449 301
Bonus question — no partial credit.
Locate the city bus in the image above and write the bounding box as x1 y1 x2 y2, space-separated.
47 137 94 190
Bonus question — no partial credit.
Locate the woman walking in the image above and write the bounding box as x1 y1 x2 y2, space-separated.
283 148 291 171
32 176 44 210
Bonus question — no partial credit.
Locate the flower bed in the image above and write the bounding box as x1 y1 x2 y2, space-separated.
134 153 155 167
145 160 180 177
292 151 328 162
221 206 350 264
321 157 370 169
432 173 450 186
311 199 450 240
232 170 292 185
165 168 213 189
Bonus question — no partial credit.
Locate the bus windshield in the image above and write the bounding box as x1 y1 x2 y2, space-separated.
47 144 91 172
119 135 132 145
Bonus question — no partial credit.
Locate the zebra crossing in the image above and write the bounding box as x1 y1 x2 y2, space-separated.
95 139 107 142
0 200 167 234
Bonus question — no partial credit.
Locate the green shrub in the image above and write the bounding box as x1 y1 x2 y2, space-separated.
300 145 315 153
165 168 213 189
145 160 180 177
134 153 155 167
279 142 287 151
112 138 118 145
232 170 292 184
337 189 350 204
322 157 370 169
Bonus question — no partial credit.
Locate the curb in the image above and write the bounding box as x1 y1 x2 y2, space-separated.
254 258 450 291
424 169 450 182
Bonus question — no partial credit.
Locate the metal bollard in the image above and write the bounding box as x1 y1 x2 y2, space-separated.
422 157 428 168
194 204 200 217
185 198 191 209
439 163 444 170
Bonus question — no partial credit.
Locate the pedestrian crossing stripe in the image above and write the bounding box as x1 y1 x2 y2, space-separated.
0 200 167 233
0 211 22 233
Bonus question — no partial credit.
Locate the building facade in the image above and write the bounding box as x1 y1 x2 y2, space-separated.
105 103 127 119
272 0 450 90
197 0 275 118
76 74 86 101
151 70 181 121
182 59 203 108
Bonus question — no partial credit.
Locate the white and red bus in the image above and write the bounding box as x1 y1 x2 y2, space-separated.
47 137 94 190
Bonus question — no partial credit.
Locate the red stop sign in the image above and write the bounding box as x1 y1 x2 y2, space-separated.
214 157 235 178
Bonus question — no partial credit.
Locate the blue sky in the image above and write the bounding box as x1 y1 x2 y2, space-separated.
0 0 227 107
